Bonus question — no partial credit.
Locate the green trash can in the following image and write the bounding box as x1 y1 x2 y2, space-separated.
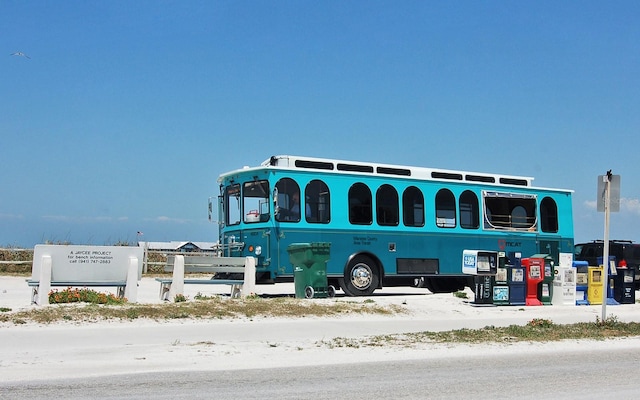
287 242 334 299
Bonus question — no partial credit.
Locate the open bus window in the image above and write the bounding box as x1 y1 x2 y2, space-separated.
275 178 302 222
305 179 330 223
225 184 241 226
243 180 270 223
483 191 537 231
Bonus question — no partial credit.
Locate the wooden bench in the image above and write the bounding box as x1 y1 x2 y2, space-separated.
158 255 256 300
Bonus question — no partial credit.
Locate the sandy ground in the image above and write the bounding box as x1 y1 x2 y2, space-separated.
1 276 640 384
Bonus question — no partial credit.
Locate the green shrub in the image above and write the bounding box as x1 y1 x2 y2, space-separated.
174 294 188 303
48 288 127 305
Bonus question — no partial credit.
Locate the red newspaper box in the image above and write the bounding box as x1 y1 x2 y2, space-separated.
522 257 544 306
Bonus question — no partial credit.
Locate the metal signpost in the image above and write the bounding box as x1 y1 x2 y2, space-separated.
597 171 620 321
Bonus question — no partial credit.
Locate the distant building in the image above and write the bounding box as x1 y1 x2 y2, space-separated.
138 241 217 253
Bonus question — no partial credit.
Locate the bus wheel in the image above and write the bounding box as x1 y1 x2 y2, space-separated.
421 278 436 293
425 278 451 293
341 255 379 296
426 277 465 293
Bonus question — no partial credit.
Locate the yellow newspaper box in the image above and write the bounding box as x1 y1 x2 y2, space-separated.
587 266 604 305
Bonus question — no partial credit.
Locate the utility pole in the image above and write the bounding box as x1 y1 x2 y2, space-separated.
601 171 611 321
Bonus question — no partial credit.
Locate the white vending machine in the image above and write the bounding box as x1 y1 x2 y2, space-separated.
551 252 577 306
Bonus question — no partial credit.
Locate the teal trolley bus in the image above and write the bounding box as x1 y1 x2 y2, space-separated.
214 155 574 296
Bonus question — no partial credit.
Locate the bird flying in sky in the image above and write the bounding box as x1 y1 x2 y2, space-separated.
10 52 31 59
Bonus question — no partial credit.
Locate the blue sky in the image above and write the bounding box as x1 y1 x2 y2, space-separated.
2 1 639 247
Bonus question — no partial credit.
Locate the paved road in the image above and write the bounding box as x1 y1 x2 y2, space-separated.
2 345 638 399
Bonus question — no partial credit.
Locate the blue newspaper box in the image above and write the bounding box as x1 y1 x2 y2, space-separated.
575 260 589 305
506 253 525 306
613 267 635 304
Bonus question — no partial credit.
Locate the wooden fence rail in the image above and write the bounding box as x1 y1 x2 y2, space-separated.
0 260 33 265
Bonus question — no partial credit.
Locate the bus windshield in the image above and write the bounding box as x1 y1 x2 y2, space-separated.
242 180 270 223
224 184 241 226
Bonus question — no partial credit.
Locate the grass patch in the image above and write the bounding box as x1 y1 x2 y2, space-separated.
4 278 640 348
0 296 406 325
319 316 640 348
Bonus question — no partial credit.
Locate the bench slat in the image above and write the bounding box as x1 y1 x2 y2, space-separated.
155 278 244 285
164 266 245 273
165 255 247 272
166 256 246 266
178 266 245 273
27 280 126 287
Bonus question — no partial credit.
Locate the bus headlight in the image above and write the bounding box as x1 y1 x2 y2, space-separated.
248 245 261 255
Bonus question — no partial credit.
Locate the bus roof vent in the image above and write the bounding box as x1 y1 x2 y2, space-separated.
294 159 334 170
337 163 374 173
465 174 495 183
431 171 463 181
377 166 411 176
499 177 529 186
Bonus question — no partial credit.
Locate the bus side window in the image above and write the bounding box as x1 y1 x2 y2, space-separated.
306 180 330 224
402 186 424 227
459 190 479 229
377 184 399 226
483 191 537 231
540 197 558 233
349 183 372 225
275 178 301 222
435 188 456 228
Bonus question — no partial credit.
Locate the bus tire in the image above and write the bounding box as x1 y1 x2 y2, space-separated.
341 255 379 296
421 278 436 293
426 277 466 293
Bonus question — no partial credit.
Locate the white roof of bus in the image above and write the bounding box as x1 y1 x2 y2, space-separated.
217 155 572 192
